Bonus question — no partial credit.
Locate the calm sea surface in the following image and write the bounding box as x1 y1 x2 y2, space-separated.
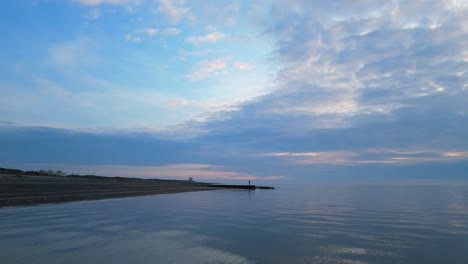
1 183 468 264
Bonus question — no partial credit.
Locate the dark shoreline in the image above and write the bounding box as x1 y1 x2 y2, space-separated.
0 173 226 208
0 171 274 208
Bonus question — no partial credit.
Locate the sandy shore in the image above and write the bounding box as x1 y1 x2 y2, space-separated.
0 174 222 208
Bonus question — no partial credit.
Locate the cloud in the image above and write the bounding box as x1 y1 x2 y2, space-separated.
3 0 468 182
443 152 468 158
178 48 229 57
233 62 253 71
264 151 357 164
49 37 97 66
0 126 284 181
260 1 467 118
137 28 159 36
83 8 100 19
155 0 191 24
147 0 467 179
197 2 241 26
125 27 180 41
186 32 225 44
185 57 231 81
166 98 228 111
189 89 468 156
124 34 142 43
185 0 467 134
77 0 129 5
264 149 468 165
60 164 284 180
162 27 181 35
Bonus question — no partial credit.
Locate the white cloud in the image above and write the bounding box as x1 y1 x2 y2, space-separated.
205 25 217 32
186 31 225 44
49 38 97 66
231 0 468 128
201 3 240 26
265 151 357 164
178 48 229 57
82 8 100 19
162 27 181 35
155 0 191 24
137 28 159 36
50 46 76 66
127 27 179 40
166 98 225 110
185 57 231 81
124 34 142 43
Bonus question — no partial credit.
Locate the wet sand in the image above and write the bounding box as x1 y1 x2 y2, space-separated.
0 174 222 208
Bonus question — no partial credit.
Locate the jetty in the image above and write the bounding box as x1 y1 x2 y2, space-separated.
206 184 275 190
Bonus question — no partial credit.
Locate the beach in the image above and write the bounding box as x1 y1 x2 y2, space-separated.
0 173 222 207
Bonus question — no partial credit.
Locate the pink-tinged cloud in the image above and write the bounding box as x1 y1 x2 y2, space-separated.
61 163 285 181
185 57 231 81
265 151 357 164
186 32 225 44
233 62 253 71
264 149 468 165
77 0 128 5
442 152 468 158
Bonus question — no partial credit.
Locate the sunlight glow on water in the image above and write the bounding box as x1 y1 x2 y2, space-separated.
1 184 468 263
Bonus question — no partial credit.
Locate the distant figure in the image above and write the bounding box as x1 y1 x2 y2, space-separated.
248 180 250 186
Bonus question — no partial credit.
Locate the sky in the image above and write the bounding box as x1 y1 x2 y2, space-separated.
0 0 467 183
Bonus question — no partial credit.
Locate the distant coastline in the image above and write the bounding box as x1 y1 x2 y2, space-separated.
0 167 224 208
0 167 273 208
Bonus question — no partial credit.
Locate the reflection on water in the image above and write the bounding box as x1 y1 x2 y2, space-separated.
1 184 468 263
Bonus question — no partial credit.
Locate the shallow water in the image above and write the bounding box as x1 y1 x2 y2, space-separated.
1 183 468 263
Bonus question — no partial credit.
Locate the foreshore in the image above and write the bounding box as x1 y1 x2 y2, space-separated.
0 173 225 208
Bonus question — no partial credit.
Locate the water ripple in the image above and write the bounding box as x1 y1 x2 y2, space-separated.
1 184 468 263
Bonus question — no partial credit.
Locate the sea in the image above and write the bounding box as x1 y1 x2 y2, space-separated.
1 183 468 264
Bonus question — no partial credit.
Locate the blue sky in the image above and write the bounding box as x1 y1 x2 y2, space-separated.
1 0 467 183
